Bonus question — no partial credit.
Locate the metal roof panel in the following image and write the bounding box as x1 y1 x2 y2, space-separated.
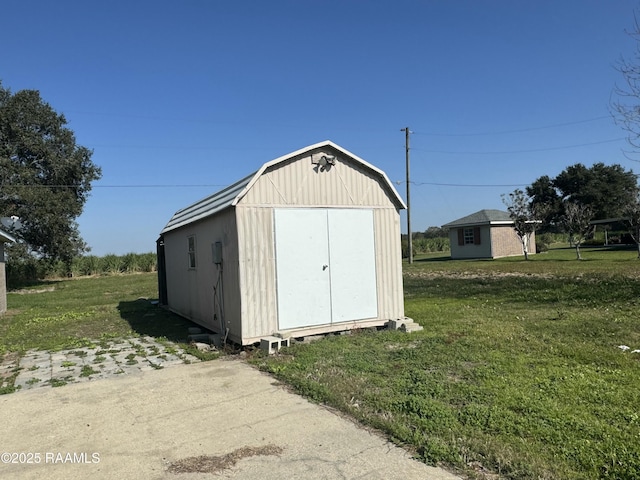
160 173 255 234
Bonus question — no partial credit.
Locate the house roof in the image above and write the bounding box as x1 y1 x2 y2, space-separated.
0 228 16 243
442 209 513 228
161 140 405 234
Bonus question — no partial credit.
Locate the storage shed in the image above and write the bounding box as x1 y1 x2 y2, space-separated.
443 209 536 259
157 141 407 345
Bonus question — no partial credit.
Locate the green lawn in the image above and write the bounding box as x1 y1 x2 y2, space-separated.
254 246 640 479
2 249 639 478
0 273 212 358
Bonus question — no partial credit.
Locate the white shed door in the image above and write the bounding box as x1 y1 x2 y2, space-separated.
327 209 378 322
275 208 378 330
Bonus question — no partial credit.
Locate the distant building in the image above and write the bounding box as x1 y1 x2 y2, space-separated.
443 209 536 259
0 228 16 314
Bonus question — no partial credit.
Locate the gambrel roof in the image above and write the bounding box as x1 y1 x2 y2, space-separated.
161 141 405 234
442 209 513 228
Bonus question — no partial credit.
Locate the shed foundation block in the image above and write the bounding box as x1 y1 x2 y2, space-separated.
260 336 291 355
386 318 424 333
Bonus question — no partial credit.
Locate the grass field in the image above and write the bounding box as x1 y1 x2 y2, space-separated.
0 273 217 365
1 247 639 479
255 246 640 479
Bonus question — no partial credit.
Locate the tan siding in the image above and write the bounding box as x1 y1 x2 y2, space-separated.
490 226 536 258
163 145 405 344
163 209 241 339
240 149 397 208
236 206 278 340
373 209 405 319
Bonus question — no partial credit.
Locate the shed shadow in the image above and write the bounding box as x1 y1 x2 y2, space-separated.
413 256 453 263
413 256 496 263
117 299 204 344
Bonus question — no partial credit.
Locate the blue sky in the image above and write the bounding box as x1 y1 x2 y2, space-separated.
1 0 638 255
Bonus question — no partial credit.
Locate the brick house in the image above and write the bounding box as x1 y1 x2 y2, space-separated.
443 209 536 259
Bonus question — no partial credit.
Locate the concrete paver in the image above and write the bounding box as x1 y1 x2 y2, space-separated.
6 337 200 391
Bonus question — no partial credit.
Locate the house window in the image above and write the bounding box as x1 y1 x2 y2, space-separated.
188 235 196 269
458 227 481 246
463 228 475 245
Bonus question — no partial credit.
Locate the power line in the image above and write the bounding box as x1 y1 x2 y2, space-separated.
412 137 626 155
418 182 527 188
94 184 228 188
395 181 528 188
414 115 612 137
10 181 528 190
68 109 614 140
3 184 228 189
83 135 624 155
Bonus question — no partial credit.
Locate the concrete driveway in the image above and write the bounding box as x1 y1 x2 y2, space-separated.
0 358 462 480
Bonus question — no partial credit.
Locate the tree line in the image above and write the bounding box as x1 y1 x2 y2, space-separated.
7 252 157 288
503 162 640 260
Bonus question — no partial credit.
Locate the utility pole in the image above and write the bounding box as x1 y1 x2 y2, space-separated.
401 127 413 264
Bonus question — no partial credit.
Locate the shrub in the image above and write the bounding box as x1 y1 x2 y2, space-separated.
71 255 101 277
121 253 139 273
138 253 157 272
536 233 553 253
100 254 124 275
6 251 158 286
5 243 48 287
403 236 450 258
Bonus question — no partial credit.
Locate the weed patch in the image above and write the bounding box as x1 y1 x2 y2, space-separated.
48 377 71 387
80 365 99 377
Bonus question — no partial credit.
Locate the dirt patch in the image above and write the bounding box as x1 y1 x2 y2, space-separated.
167 444 284 474
386 341 419 351
1 352 20 370
10 286 55 295
405 270 554 280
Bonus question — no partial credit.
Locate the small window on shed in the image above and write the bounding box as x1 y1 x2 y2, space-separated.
463 228 475 245
187 235 196 269
460 227 481 245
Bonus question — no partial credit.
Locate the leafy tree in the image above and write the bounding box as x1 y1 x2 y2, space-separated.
502 189 539 260
526 175 562 230
423 226 448 239
554 163 637 219
528 163 638 229
0 82 101 274
562 202 594 260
